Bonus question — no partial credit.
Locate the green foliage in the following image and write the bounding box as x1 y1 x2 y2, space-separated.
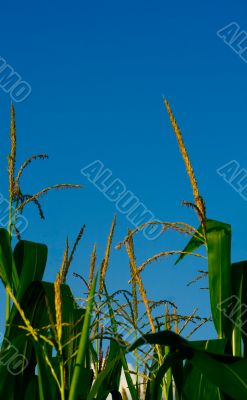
2 103 247 400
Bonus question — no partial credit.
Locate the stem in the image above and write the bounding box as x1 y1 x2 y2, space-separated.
69 274 97 400
60 362 65 400
5 292 10 324
5 198 13 327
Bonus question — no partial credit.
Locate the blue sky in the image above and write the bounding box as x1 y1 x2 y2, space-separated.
0 0 247 338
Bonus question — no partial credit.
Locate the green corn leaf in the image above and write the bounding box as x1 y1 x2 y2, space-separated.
128 330 247 400
6 240 47 329
175 219 229 265
182 339 227 400
0 333 29 399
231 262 247 356
206 220 232 339
144 353 160 400
0 279 84 398
175 223 205 265
231 261 247 357
13 240 48 300
34 341 58 400
24 375 39 400
87 284 138 400
87 355 122 400
68 273 98 400
102 284 138 400
0 228 15 287
152 351 184 400
176 219 233 340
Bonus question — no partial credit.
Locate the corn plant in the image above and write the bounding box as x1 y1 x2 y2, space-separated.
1 102 247 400
123 100 247 400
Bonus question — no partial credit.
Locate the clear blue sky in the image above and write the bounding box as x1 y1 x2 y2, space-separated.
0 0 247 339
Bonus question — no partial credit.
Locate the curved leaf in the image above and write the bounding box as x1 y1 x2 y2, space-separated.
128 330 247 400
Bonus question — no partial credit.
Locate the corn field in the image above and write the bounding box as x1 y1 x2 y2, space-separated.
0 102 246 400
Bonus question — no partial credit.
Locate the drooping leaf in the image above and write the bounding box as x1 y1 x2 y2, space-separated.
13 240 48 300
182 339 227 400
128 330 247 400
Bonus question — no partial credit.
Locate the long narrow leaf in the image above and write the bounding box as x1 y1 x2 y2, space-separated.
68 273 98 400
